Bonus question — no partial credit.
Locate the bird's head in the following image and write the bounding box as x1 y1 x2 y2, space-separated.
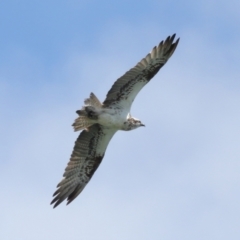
122 116 145 131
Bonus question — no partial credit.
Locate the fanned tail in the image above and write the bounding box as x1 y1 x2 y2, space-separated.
72 116 93 131
72 92 102 131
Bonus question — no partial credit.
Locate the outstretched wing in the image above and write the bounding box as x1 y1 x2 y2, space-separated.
51 124 116 208
103 34 179 111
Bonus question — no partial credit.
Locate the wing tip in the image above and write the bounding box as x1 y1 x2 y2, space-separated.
50 198 61 209
158 33 180 59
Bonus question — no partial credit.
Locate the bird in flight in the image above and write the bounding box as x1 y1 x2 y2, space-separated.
51 34 179 208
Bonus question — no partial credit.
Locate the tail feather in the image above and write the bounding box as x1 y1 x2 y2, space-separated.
72 116 93 131
84 92 102 108
73 93 102 131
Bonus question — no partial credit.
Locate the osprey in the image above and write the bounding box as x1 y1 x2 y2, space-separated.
51 34 179 208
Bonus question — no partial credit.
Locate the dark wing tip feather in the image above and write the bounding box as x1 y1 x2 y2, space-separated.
157 33 179 62
50 195 63 208
52 188 60 197
66 185 83 205
50 185 78 208
166 36 179 55
170 33 176 41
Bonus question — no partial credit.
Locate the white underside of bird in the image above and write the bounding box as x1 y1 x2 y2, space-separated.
51 34 180 208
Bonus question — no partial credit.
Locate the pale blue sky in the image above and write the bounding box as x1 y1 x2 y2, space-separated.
1 0 240 239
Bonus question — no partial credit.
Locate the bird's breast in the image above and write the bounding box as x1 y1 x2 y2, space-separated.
98 109 127 129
